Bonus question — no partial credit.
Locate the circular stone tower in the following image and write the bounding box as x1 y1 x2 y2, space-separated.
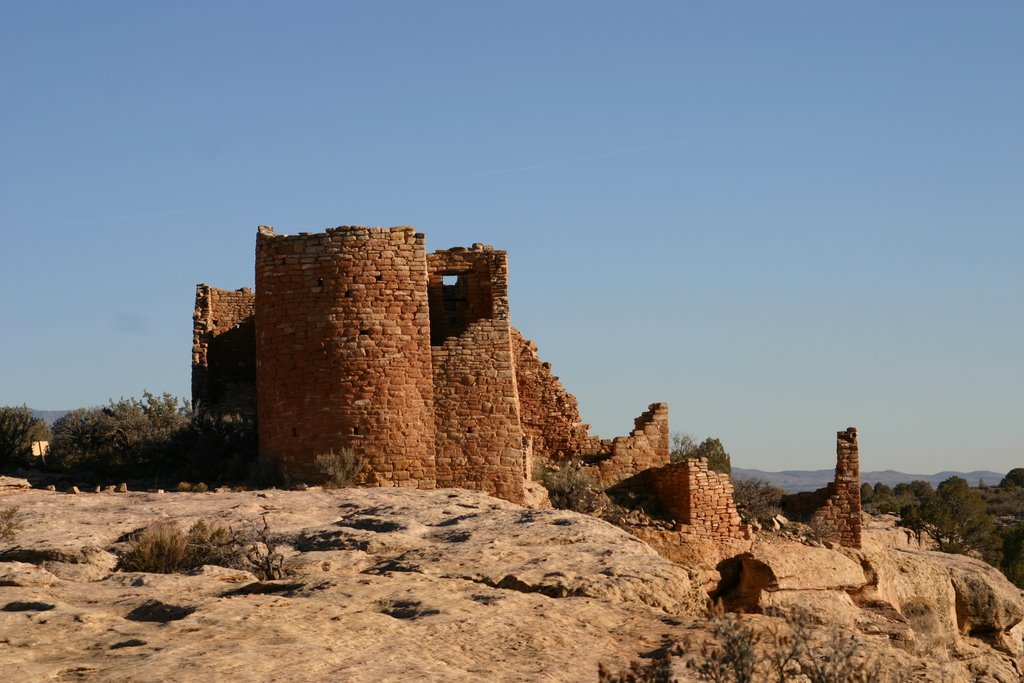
254 225 436 487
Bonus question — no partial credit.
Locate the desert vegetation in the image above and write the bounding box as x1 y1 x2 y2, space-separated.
539 458 604 513
0 506 21 545
0 393 262 487
731 478 785 526
116 516 285 580
0 405 48 467
599 606 909 683
670 431 732 475
314 448 365 488
860 474 1024 589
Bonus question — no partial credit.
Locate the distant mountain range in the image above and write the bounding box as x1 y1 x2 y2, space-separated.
29 409 70 425
733 467 1006 493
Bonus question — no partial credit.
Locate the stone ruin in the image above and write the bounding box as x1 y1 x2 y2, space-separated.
781 427 863 548
193 224 861 547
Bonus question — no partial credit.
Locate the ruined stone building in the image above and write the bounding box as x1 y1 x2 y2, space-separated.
193 224 861 547
781 427 862 548
193 225 672 506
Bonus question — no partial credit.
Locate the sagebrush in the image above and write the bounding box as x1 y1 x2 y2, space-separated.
0 507 22 544
599 605 910 683
115 516 286 580
540 459 602 513
315 448 365 488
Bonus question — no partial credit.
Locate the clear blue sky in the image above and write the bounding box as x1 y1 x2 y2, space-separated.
2 2 1021 473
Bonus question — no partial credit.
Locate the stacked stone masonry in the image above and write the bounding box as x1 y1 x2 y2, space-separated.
427 247 525 503
584 403 671 487
635 457 747 540
510 328 671 486
192 285 256 416
253 226 437 489
194 224 673 506
781 427 862 548
193 222 851 535
511 328 593 459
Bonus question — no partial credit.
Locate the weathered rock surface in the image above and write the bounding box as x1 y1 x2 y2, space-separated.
704 532 1024 682
0 476 31 490
1 487 1021 682
0 487 703 682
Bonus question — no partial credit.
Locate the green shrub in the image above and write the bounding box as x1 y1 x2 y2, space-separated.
46 394 259 484
899 476 1000 563
315 448 365 488
0 406 45 467
170 410 258 483
193 482 209 493
49 392 190 474
177 481 192 492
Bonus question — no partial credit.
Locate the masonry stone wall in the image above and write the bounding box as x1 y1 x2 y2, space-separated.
254 226 437 487
192 285 257 415
427 247 526 503
510 328 593 459
510 328 670 485
781 427 862 548
585 403 671 487
195 223 675 509
646 457 746 540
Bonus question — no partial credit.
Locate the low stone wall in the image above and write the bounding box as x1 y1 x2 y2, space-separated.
645 457 747 540
511 328 593 459
586 403 671 487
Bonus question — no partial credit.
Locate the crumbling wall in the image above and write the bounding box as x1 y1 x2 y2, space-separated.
585 403 671 487
510 328 594 459
428 246 526 503
781 427 862 548
192 285 256 415
197 224 675 508
254 226 437 487
646 457 746 540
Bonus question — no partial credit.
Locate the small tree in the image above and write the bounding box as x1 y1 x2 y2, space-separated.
694 437 732 476
1000 468 1024 490
860 482 874 503
670 432 698 463
900 476 1000 563
733 478 785 525
48 393 191 474
0 406 44 467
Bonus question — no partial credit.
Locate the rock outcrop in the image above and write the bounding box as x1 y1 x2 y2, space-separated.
0 486 1020 682
0 486 704 682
